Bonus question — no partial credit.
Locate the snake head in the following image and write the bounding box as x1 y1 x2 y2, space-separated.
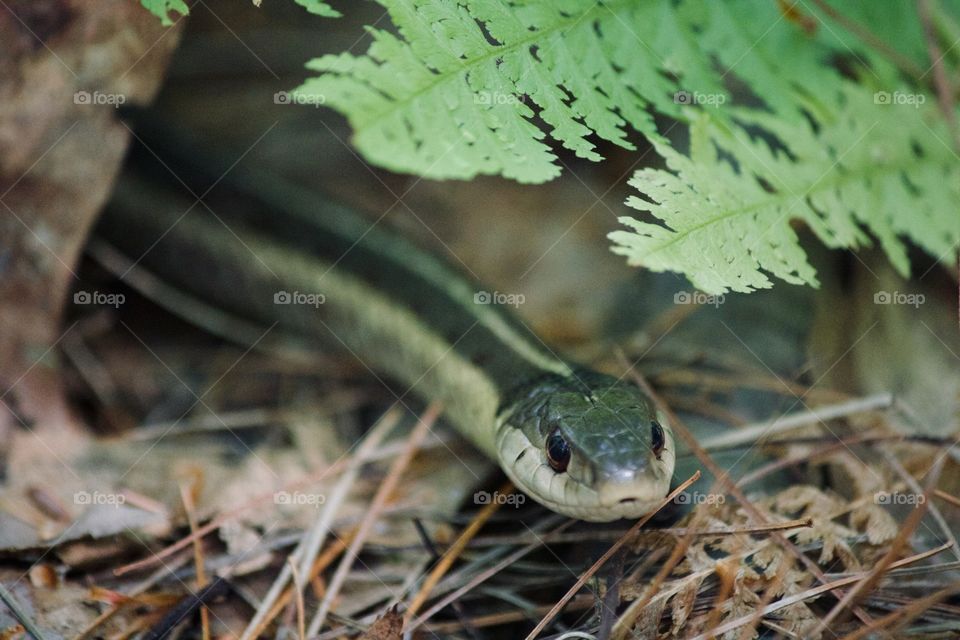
495 372 675 521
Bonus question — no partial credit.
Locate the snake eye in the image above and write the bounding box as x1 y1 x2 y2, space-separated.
546 429 570 473
651 421 665 458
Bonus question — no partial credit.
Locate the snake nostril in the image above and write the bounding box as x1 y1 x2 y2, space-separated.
618 497 637 505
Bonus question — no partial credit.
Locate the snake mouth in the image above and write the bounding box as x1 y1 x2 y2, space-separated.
520 485 669 522
495 422 675 522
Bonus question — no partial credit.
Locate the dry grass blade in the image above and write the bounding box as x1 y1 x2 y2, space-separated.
113 412 416 578
698 393 891 451
934 489 960 509
244 531 354 639
837 583 960 640
287 558 306 640
307 403 439 636
403 477 514 626
178 478 210 640
523 471 702 640
406 516 573 631
239 407 401 639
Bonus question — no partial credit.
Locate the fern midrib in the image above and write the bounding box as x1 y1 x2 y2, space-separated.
636 151 949 258
349 0 636 131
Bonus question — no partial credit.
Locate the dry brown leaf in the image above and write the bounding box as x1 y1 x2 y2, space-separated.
359 605 402 640
669 574 704 636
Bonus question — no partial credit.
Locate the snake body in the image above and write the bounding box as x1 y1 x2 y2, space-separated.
97 163 675 521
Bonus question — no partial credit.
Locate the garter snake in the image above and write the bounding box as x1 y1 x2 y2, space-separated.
95 157 676 522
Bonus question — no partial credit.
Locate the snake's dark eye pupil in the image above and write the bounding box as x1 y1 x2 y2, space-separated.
651 421 665 458
546 429 570 473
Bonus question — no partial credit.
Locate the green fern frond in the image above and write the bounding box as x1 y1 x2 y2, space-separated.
295 0 958 292
139 0 189 26
296 0 728 183
293 0 341 17
610 86 960 294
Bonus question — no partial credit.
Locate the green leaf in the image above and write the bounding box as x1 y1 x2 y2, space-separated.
293 0 341 17
139 0 189 26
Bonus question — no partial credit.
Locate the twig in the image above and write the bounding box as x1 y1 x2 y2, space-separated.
141 577 229 640
410 519 480 640
422 595 595 634
73 552 194 640
308 403 439 636
178 479 210 640
881 449 960 562
698 393 892 451
523 471 702 640
934 489 960 509
809 0 926 78
0 581 46 640
735 432 888 487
